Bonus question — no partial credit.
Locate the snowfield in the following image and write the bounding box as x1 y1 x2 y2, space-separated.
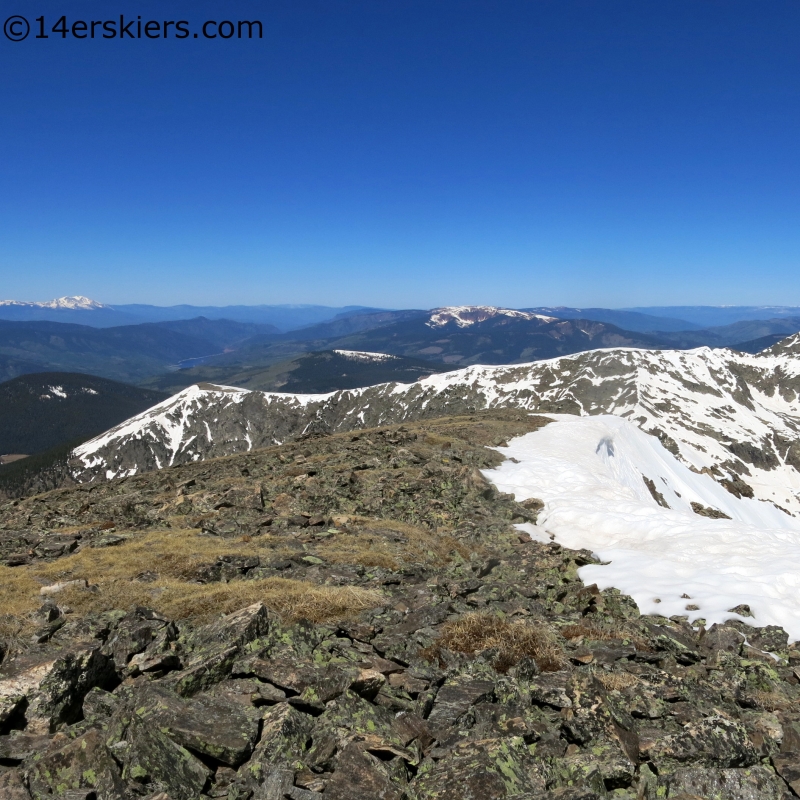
485 414 800 641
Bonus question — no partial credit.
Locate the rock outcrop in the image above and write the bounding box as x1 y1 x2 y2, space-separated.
1 411 799 798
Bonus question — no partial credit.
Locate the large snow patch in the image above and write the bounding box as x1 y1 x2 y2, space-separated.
484 414 800 641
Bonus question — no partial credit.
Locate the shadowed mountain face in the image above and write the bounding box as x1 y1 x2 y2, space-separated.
330 313 666 365
0 372 167 456
146 349 448 395
193 309 667 372
0 318 277 383
728 334 789 354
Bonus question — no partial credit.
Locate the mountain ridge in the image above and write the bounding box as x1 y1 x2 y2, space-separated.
70 336 800 521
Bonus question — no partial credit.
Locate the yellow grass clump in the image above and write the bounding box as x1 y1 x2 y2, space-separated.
0 525 385 640
561 620 653 652
327 517 471 570
591 669 641 691
427 611 566 673
56 577 383 624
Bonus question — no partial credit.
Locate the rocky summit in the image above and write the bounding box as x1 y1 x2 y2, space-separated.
2 410 800 799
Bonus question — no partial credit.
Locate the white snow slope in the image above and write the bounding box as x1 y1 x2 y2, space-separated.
486 414 800 640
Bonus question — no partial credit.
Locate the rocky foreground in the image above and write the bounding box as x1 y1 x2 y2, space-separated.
1 410 800 799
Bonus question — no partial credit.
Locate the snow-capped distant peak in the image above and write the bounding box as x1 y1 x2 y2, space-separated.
332 349 398 363
426 306 557 328
0 295 107 310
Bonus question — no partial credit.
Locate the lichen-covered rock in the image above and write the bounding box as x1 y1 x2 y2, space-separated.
192 601 270 649
26 728 127 799
0 730 51 762
0 768 33 800
529 671 573 709
411 736 546 799
324 741 405 800
119 714 210 800
237 704 312 791
134 684 261 766
161 602 271 697
547 739 635 794
103 606 176 671
663 765 786 800
0 643 113 733
426 677 495 737
649 716 759 771
771 751 800 796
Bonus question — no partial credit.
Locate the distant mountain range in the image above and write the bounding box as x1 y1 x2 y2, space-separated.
527 307 703 332
0 318 278 384
3 304 800 389
0 296 380 331
624 305 800 328
4 295 800 333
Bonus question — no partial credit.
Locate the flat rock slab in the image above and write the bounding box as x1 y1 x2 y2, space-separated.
426 677 495 737
412 737 546 799
325 741 404 800
650 716 758 771
529 670 573 709
137 685 260 766
772 752 800 795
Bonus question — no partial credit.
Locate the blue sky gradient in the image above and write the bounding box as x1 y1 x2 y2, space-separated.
1 1 799 307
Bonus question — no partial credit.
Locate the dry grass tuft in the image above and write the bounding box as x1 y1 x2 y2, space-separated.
561 620 653 652
58 577 383 624
0 526 385 642
592 669 640 691
746 690 789 712
427 611 566 673
321 517 471 571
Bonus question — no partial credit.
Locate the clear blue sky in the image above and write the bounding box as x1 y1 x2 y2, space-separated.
1 0 799 308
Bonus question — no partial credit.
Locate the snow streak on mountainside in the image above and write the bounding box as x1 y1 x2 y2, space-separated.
486 415 800 639
72 336 800 517
332 350 399 362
